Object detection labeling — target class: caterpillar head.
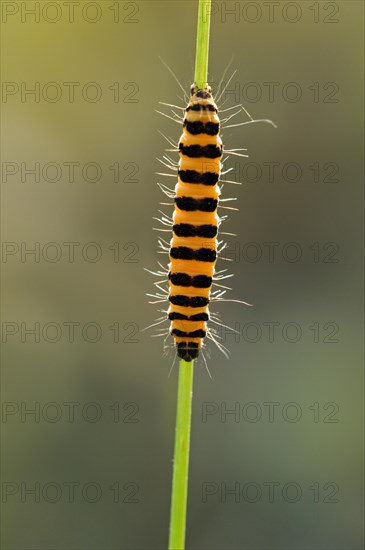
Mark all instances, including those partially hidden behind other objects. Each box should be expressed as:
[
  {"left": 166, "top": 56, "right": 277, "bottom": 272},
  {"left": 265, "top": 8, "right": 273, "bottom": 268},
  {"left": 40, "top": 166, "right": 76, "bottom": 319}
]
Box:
[{"left": 176, "top": 341, "right": 200, "bottom": 362}]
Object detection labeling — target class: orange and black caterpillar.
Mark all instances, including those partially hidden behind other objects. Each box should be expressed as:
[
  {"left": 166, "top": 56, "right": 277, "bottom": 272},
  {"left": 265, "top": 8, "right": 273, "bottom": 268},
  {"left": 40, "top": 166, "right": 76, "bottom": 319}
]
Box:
[
  {"left": 168, "top": 84, "right": 221, "bottom": 362},
  {"left": 147, "top": 75, "right": 275, "bottom": 364}
]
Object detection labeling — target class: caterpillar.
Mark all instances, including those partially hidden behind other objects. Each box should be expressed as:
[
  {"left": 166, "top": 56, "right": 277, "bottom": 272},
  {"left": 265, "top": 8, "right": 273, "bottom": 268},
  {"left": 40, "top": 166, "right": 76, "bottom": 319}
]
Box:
[
  {"left": 168, "top": 84, "right": 220, "bottom": 362},
  {"left": 147, "top": 71, "right": 276, "bottom": 366}
]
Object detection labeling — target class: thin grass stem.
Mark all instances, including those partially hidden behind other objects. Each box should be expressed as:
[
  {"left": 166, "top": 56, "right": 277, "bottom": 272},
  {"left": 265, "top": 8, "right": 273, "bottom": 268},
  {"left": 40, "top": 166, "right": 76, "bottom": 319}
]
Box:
[
  {"left": 168, "top": 2, "right": 211, "bottom": 548},
  {"left": 168, "top": 359, "right": 194, "bottom": 550},
  {"left": 194, "top": 0, "right": 212, "bottom": 89}
]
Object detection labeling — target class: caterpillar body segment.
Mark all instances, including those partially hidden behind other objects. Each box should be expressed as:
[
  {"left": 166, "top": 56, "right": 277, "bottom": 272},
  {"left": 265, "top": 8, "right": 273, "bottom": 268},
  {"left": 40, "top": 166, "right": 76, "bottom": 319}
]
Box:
[{"left": 169, "top": 85, "right": 222, "bottom": 362}]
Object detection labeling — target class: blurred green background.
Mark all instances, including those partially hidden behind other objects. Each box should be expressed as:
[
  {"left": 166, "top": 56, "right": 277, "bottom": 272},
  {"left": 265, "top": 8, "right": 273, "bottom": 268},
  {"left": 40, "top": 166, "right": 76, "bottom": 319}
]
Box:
[{"left": 1, "top": 1, "right": 363, "bottom": 549}]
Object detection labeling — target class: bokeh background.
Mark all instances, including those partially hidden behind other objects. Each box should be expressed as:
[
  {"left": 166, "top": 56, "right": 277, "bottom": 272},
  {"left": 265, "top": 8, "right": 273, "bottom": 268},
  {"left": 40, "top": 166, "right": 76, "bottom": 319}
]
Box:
[{"left": 1, "top": 1, "right": 364, "bottom": 549}]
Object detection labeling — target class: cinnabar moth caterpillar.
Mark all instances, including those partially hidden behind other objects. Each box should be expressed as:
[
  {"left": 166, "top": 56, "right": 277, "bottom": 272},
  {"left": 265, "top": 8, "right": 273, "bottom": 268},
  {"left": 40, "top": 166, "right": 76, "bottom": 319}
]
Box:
[
  {"left": 147, "top": 73, "right": 275, "bottom": 365},
  {"left": 168, "top": 85, "right": 221, "bottom": 362}
]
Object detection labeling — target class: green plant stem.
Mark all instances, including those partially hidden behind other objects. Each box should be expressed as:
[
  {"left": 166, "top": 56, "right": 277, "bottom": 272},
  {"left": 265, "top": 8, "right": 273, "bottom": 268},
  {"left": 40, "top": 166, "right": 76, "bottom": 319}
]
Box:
[
  {"left": 194, "top": 0, "right": 212, "bottom": 88},
  {"left": 168, "top": 2, "right": 212, "bottom": 549},
  {"left": 168, "top": 359, "right": 194, "bottom": 550}
]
